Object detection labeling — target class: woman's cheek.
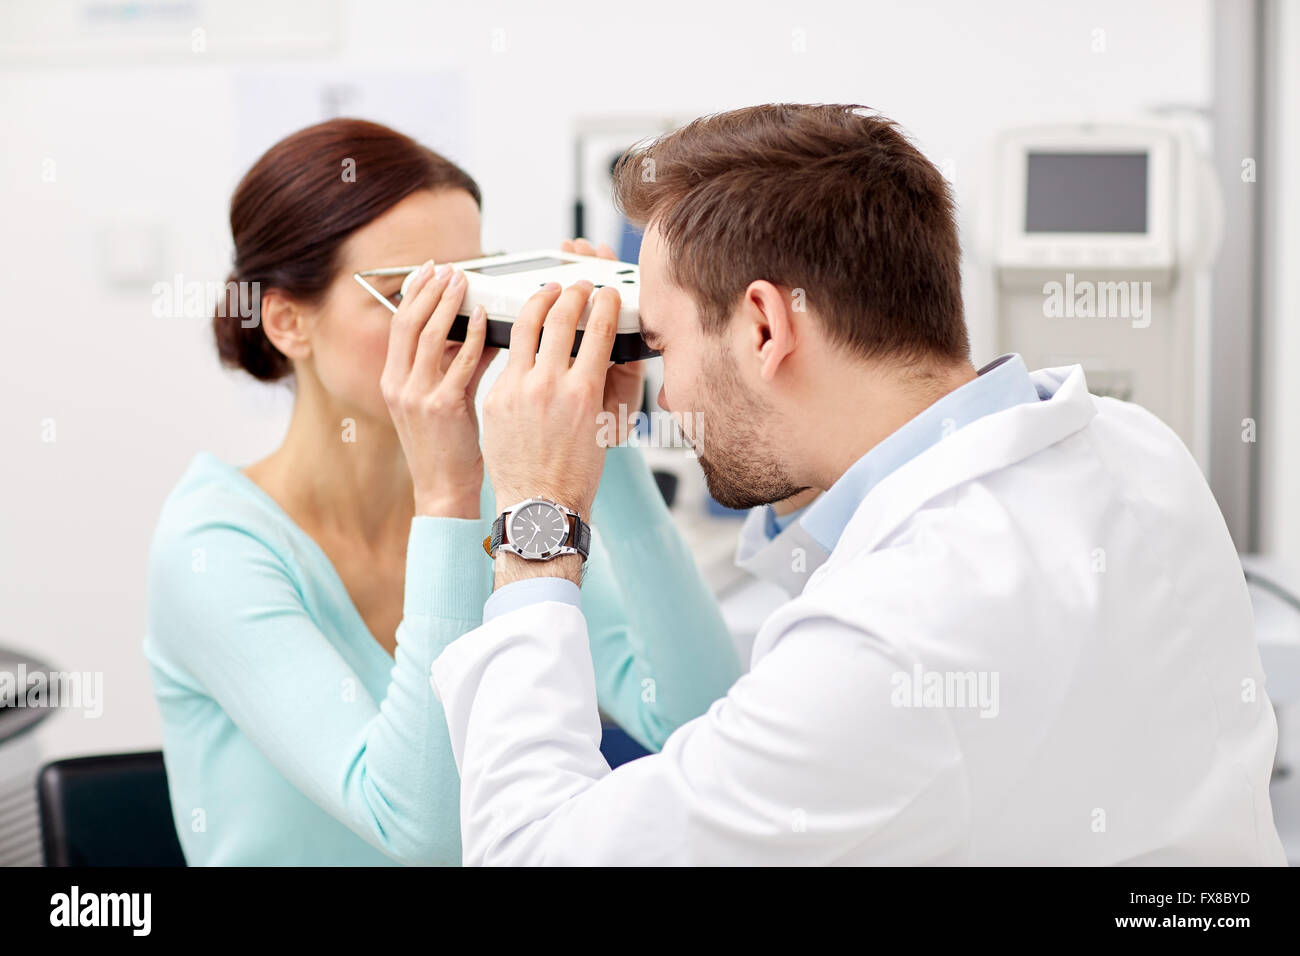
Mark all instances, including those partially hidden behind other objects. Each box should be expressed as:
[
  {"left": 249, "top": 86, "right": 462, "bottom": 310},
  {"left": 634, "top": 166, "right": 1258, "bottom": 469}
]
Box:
[
  {"left": 368, "top": 323, "right": 392, "bottom": 369},
  {"left": 337, "top": 322, "right": 394, "bottom": 409}
]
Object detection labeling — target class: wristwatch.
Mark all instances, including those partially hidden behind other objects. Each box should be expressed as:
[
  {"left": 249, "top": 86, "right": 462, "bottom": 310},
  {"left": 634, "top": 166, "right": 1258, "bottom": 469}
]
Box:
[{"left": 483, "top": 497, "right": 592, "bottom": 562}]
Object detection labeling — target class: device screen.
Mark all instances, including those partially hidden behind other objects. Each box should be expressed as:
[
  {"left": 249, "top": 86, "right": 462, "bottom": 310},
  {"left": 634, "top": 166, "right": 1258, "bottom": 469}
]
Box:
[
  {"left": 1024, "top": 151, "right": 1148, "bottom": 234},
  {"left": 468, "top": 256, "right": 573, "bottom": 277}
]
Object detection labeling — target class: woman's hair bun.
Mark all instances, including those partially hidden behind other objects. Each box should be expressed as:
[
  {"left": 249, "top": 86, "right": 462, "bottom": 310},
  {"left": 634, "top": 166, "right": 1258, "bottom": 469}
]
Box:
[{"left": 213, "top": 274, "right": 289, "bottom": 382}]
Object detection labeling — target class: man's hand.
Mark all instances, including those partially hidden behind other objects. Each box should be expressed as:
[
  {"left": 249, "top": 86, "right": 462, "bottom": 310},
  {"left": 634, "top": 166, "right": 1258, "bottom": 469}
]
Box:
[
  {"left": 560, "top": 237, "right": 646, "bottom": 445},
  {"left": 481, "top": 276, "right": 622, "bottom": 587}
]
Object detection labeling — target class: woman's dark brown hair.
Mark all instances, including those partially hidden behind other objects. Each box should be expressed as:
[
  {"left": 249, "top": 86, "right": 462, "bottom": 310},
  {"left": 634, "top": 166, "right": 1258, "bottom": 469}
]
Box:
[{"left": 214, "top": 118, "right": 481, "bottom": 381}]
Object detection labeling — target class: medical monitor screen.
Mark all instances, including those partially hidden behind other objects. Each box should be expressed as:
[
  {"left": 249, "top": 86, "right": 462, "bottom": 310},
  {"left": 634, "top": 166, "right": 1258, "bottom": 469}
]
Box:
[{"left": 1024, "top": 151, "right": 1148, "bottom": 234}]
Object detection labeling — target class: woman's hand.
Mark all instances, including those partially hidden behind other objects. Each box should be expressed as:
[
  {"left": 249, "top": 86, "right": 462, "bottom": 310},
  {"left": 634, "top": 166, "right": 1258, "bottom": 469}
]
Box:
[
  {"left": 561, "top": 238, "right": 646, "bottom": 445},
  {"left": 382, "top": 260, "right": 499, "bottom": 518}
]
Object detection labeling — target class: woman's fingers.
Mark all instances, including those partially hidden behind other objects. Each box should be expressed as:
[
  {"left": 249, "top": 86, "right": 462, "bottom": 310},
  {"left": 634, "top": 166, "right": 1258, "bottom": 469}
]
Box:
[
  {"left": 383, "top": 260, "right": 457, "bottom": 399},
  {"left": 381, "top": 260, "right": 436, "bottom": 387},
  {"left": 563, "top": 237, "right": 617, "bottom": 262},
  {"left": 440, "top": 304, "right": 488, "bottom": 395},
  {"left": 467, "top": 346, "right": 500, "bottom": 397},
  {"left": 409, "top": 268, "right": 468, "bottom": 392}
]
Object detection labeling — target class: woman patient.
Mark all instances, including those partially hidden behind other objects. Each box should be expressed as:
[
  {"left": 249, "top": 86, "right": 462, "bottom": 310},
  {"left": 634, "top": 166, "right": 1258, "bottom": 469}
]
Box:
[{"left": 144, "top": 118, "right": 742, "bottom": 865}]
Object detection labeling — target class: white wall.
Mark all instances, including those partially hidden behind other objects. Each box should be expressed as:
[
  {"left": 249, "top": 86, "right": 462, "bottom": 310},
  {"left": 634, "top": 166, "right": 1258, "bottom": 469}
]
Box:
[
  {"left": 0, "top": 0, "right": 1216, "bottom": 759},
  {"left": 1259, "top": 0, "right": 1300, "bottom": 569}
]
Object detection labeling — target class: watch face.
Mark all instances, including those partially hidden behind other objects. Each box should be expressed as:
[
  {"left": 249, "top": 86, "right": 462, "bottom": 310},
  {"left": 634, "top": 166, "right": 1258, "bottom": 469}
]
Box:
[{"left": 508, "top": 502, "right": 569, "bottom": 557}]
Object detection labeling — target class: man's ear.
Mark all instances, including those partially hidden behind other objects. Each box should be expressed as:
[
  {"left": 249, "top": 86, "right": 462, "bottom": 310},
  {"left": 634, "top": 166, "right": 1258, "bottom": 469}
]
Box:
[
  {"left": 744, "top": 280, "right": 797, "bottom": 382},
  {"left": 260, "top": 289, "right": 311, "bottom": 363}
]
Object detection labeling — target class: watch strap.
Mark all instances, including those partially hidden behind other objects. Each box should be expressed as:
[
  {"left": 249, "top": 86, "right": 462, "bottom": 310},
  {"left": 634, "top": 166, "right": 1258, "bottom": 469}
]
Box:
[
  {"left": 572, "top": 518, "right": 591, "bottom": 558},
  {"left": 483, "top": 513, "right": 507, "bottom": 558}
]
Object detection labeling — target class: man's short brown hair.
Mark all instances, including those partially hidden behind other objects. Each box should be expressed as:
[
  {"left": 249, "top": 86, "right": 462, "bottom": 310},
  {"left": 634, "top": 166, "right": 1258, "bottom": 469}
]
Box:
[{"left": 612, "top": 103, "right": 968, "bottom": 365}]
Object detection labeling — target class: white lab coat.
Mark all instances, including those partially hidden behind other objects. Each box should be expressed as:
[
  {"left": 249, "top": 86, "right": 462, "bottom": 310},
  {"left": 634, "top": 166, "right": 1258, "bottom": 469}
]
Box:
[
  {"left": 431, "top": 364, "right": 1287, "bottom": 865},
  {"left": 733, "top": 502, "right": 828, "bottom": 597}
]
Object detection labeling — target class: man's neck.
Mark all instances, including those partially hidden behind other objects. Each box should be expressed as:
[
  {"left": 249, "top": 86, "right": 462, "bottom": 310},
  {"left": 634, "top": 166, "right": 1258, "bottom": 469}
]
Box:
[{"left": 807, "top": 358, "right": 977, "bottom": 491}]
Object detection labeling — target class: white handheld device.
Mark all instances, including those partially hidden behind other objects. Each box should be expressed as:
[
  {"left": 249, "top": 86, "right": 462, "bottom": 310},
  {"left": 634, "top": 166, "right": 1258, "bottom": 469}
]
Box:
[{"left": 355, "top": 249, "right": 655, "bottom": 363}]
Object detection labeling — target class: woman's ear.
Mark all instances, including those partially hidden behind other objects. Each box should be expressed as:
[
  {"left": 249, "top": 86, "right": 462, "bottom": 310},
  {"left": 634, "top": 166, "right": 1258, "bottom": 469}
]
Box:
[{"left": 260, "top": 289, "right": 312, "bottom": 363}]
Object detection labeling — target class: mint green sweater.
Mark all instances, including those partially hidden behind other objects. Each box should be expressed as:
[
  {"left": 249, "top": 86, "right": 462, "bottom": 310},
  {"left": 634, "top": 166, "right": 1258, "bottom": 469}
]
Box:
[{"left": 144, "top": 445, "right": 741, "bottom": 866}]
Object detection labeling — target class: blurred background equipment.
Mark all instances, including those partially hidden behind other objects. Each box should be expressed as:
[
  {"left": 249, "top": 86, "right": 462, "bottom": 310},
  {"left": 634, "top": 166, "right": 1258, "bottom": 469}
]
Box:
[
  {"left": 0, "top": 650, "right": 57, "bottom": 866},
  {"left": 991, "top": 118, "right": 1223, "bottom": 469},
  {"left": 572, "top": 115, "right": 688, "bottom": 264}
]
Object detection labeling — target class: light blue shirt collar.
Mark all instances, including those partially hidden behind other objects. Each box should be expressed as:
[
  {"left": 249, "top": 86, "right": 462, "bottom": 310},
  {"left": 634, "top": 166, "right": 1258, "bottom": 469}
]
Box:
[{"left": 796, "top": 353, "right": 1041, "bottom": 555}]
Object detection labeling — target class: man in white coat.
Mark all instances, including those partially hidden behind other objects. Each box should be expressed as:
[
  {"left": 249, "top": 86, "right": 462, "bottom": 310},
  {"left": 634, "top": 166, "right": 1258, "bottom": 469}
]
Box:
[{"left": 428, "top": 104, "right": 1286, "bottom": 865}]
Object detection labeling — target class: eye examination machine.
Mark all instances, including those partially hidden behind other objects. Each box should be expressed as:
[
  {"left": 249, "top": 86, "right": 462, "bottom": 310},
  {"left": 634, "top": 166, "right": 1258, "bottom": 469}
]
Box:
[
  {"left": 992, "top": 120, "right": 1223, "bottom": 468},
  {"left": 355, "top": 249, "right": 656, "bottom": 363}
]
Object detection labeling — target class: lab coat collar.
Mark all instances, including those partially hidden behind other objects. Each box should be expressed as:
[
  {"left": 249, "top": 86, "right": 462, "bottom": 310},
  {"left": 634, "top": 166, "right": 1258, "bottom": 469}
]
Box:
[
  {"left": 733, "top": 511, "right": 832, "bottom": 596},
  {"left": 821, "top": 363, "right": 1099, "bottom": 568},
  {"left": 798, "top": 352, "right": 1041, "bottom": 554}
]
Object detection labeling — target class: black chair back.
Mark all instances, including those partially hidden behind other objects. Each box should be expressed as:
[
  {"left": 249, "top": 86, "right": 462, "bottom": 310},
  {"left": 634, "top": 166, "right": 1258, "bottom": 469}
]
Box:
[{"left": 38, "top": 751, "right": 185, "bottom": 866}]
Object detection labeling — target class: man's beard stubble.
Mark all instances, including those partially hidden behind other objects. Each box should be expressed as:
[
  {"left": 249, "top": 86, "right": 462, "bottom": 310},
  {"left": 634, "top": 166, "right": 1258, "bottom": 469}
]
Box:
[{"left": 692, "top": 345, "right": 807, "bottom": 511}]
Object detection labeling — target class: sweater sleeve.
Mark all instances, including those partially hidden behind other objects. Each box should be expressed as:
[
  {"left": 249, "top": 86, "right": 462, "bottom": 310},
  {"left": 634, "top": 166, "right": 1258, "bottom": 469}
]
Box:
[
  {"left": 578, "top": 445, "right": 744, "bottom": 751},
  {"left": 145, "top": 509, "right": 492, "bottom": 866}
]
